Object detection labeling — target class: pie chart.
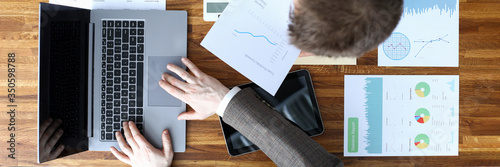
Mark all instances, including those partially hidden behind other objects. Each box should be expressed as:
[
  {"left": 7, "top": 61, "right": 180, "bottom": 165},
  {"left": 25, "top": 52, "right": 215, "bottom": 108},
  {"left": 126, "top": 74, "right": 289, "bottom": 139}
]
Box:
[
  {"left": 415, "top": 82, "right": 431, "bottom": 97},
  {"left": 414, "top": 134, "right": 430, "bottom": 149},
  {"left": 415, "top": 108, "right": 430, "bottom": 124}
]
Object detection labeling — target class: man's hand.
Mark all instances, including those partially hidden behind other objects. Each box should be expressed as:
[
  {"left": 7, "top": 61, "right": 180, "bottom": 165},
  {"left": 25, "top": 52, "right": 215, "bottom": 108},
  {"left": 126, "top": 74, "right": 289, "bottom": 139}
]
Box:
[
  {"left": 39, "top": 118, "right": 65, "bottom": 162},
  {"left": 159, "top": 57, "right": 229, "bottom": 120},
  {"left": 110, "top": 121, "right": 173, "bottom": 167}
]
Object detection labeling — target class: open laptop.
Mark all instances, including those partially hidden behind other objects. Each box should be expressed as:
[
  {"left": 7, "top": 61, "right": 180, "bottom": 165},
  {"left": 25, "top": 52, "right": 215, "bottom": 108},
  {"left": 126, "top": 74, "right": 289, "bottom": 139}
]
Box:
[{"left": 38, "top": 3, "right": 187, "bottom": 163}]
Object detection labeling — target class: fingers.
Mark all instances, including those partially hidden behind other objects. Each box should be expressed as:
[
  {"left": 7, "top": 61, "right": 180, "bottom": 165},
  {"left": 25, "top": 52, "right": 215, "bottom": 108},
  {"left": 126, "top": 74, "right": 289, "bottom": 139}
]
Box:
[
  {"left": 110, "top": 146, "right": 131, "bottom": 164},
  {"left": 181, "top": 57, "right": 203, "bottom": 78},
  {"left": 177, "top": 110, "right": 204, "bottom": 120},
  {"left": 49, "top": 144, "right": 64, "bottom": 160},
  {"left": 39, "top": 118, "right": 53, "bottom": 139},
  {"left": 128, "top": 121, "right": 153, "bottom": 148},
  {"left": 159, "top": 80, "right": 186, "bottom": 102},
  {"left": 162, "top": 129, "right": 173, "bottom": 156},
  {"left": 115, "top": 131, "right": 133, "bottom": 155},
  {"left": 122, "top": 121, "right": 139, "bottom": 150},
  {"left": 161, "top": 73, "right": 189, "bottom": 90},
  {"left": 45, "top": 129, "right": 63, "bottom": 150},
  {"left": 40, "top": 119, "right": 62, "bottom": 145},
  {"left": 167, "top": 63, "right": 194, "bottom": 83}
]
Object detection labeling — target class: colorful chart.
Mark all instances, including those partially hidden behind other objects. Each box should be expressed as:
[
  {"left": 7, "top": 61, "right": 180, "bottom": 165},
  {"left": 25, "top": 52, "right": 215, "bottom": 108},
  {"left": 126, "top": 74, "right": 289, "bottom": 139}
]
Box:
[
  {"left": 383, "top": 32, "right": 411, "bottom": 60},
  {"left": 414, "top": 134, "right": 430, "bottom": 149},
  {"left": 415, "top": 82, "right": 431, "bottom": 97},
  {"left": 415, "top": 108, "right": 430, "bottom": 123}
]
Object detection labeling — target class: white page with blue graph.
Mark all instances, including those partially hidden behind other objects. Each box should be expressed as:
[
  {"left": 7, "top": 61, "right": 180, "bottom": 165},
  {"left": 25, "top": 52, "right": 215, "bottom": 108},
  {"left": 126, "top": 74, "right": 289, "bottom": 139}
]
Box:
[
  {"left": 344, "top": 75, "right": 459, "bottom": 156},
  {"left": 378, "top": 0, "right": 459, "bottom": 67},
  {"left": 201, "top": 0, "right": 301, "bottom": 95}
]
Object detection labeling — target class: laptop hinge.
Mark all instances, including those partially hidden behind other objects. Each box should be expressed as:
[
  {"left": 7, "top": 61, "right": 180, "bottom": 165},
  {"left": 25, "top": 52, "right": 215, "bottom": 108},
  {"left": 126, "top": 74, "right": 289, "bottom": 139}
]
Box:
[{"left": 87, "top": 23, "right": 95, "bottom": 137}]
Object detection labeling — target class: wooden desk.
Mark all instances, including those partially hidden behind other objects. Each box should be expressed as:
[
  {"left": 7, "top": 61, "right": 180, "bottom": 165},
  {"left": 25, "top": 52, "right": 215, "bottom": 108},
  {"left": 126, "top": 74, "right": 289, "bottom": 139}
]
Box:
[{"left": 1, "top": 0, "right": 499, "bottom": 166}]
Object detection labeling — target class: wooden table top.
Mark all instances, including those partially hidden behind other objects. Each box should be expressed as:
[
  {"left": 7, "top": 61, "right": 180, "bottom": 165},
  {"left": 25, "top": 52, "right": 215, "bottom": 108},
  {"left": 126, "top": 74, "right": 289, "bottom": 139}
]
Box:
[{"left": 1, "top": 0, "right": 499, "bottom": 166}]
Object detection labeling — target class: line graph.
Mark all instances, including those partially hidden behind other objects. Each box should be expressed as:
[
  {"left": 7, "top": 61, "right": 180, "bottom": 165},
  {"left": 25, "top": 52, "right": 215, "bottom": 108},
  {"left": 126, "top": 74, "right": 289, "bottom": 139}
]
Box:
[
  {"left": 413, "top": 34, "right": 450, "bottom": 57},
  {"left": 383, "top": 32, "right": 411, "bottom": 60},
  {"left": 234, "top": 29, "right": 277, "bottom": 46}
]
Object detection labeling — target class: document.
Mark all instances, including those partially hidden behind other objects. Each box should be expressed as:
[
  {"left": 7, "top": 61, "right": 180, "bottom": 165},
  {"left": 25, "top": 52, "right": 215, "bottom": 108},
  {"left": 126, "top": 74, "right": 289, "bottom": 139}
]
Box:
[
  {"left": 378, "top": 0, "right": 459, "bottom": 67},
  {"left": 201, "top": 0, "right": 301, "bottom": 95},
  {"left": 49, "top": 0, "right": 166, "bottom": 10},
  {"left": 344, "top": 75, "right": 459, "bottom": 156}
]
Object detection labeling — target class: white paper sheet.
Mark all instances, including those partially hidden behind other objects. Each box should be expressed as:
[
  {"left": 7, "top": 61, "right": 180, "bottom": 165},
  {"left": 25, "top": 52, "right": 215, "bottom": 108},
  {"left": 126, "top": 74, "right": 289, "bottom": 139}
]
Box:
[
  {"left": 201, "top": 0, "right": 301, "bottom": 95},
  {"left": 344, "top": 75, "right": 459, "bottom": 156},
  {"left": 378, "top": 0, "right": 459, "bottom": 67},
  {"left": 49, "top": 0, "right": 166, "bottom": 10}
]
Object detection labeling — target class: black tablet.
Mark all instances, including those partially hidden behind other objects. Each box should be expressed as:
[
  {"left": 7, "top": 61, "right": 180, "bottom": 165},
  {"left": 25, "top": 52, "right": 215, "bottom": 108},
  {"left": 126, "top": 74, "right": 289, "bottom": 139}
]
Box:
[{"left": 219, "top": 69, "right": 324, "bottom": 156}]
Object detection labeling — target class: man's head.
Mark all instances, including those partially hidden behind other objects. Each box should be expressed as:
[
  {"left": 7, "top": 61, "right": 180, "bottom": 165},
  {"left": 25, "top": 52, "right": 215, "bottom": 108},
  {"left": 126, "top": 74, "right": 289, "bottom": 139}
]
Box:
[{"left": 289, "top": 0, "right": 403, "bottom": 58}]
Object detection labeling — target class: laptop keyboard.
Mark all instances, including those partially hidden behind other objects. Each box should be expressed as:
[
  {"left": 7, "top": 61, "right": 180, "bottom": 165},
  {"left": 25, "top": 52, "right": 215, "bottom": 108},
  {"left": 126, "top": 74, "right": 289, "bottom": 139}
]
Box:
[{"left": 100, "top": 19, "right": 145, "bottom": 141}]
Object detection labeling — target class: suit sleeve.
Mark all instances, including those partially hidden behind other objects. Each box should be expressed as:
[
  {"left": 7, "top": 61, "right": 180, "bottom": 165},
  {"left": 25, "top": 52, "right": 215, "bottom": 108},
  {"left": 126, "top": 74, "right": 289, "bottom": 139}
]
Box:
[{"left": 222, "top": 88, "right": 343, "bottom": 167}]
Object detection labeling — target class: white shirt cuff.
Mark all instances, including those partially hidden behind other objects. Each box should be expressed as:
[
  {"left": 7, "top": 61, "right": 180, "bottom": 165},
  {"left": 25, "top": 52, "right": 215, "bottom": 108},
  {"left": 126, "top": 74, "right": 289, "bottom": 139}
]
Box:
[{"left": 216, "top": 86, "right": 241, "bottom": 117}]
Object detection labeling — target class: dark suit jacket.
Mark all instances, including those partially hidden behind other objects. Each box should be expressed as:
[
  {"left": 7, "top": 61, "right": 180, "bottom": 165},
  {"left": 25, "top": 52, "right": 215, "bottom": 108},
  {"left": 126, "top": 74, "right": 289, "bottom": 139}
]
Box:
[{"left": 222, "top": 88, "right": 343, "bottom": 166}]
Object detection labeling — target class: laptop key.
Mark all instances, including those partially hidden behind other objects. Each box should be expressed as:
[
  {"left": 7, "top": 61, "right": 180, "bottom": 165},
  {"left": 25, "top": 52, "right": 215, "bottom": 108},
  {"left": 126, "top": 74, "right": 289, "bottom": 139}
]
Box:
[
  {"left": 137, "top": 62, "right": 144, "bottom": 107},
  {"left": 130, "top": 62, "right": 136, "bottom": 68},
  {"left": 131, "top": 29, "right": 136, "bottom": 35},
  {"left": 101, "top": 115, "right": 106, "bottom": 122},
  {"left": 122, "top": 75, "right": 129, "bottom": 81},
  {"left": 114, "top": 77, "right": 121, "bottom": 83},
  {"left": 106, "top": 103, "right": 112, "bottom": 109},
  {"left": 122, "top": 90, "right": 128, "bottom": 96},
  {"left": 114, "top": 116, "right": 120, "bottom": 122},
  {"left": 130, "top": 54, "right": 136, "bottom": 61},
  {"left": 102, "top": 28, "right": 106, "bottom": 37},
  {"left": 121, "top": 113, "right": 128, "bottom": 119},
  {"left": 122, "top": 98, "right": 128, "bottom": 104},
  {"left": 101, "top": 131, "right": 105, "bottom": 140},
  {"left": 121, "top": 105, "right": 128, "bottom": 112},
  {"left": 107, "top": 42, "right": 113, "bottom": 48},
  {"left": 107, "top": 80, "right": 113, "bottom": 86},
  {"left": 115, "top": 29, "right": 121, "bottom": 38},
  {"left": 130, "top": 37, "right": 136, "bottom": 45},
  {"left": 123, "top": 29, "right": 129, "bottom": 43},
  {"left": 138, "top": 37, "right": 144, "bottom": 43},
  {"left": 130, "top": 85, "right": 136, "bottom": 91},
  {"left": 131, "top": 21, "right": 136, "bottom": 27},
  {"left": 137, "top": 116, "right": 143, "bottom": 122},
  {"left": 114, "top": 69, "right": 121, "bottom": 76},
  {"left": 103, "top": 20, "right": 106, "bottom": 27},
  {"left": 114, "top": 62, "right": 121, "bottom": 68},
  {"left": 122, "top": 67, "right": 129, "bottom": 73},
  {"left": 101, "top": 123, "right": 105, "bottom": 129},
  {"left": 122, "top": 82, "right": 128, "bottom": 89},
  {"left": 138, "top": 55, "right": 144, "bottom": 61},
  {"left": 129, "top": 93, "right": 136, "bottom": 99},
  {"left": 106, "top": 126, "right": 112, "bottom": 132},
  {"left": 107, "top": 20, "right": 114, "bottom": 27},
  {"left": 137, "top": 44, "right": 144, "bottom": 53},
  {"left": 129, "top": 108, "right": 135, "bottom": 114},
  {"left": 122, "top": 44, "right": 129, "bottom": 51},
  {"left": 114, "top": 93, "right": 120, "bottom": 99},
  {"left": 137, "top": 108, "right": 143, "bottom": 115},
  {"left": 123, "top": 21, "right": 129, "bottom": 27},
  {"left": 107, "top": 29, "right": 114, "bottom": 40},
  {"left": 102, "top": 54, "right": 106, "bottom": 61},
  {"left": 138, "top": 21, "right": 144, "bottom": 27},
  {"left": 129, "top": 100, "right": 136, "bottom": 107},
  {"left": 106, "top": 95, "right": 113, "bottom": 101},
  {"left": 107, "top": 49, "right": 113, "bottom": 55},
  {"left": 107, "top": 57, "right": 113, "bottom": 63},
  {"left": 122, "top": 60, "right": 129, "bottom": 66},
  {"left": 106, "top": 88, "right": 113, "bottom": 94},
  {"left": 114, "top": 85, "right": 120, "bottom": 91},
  {"left": 106, "top": 118, "right": 112, "bottom": 124},
  {"left": 114, "top": 123, "right": 120, "bottom": 129},
  {"left": 115, "top": 21, "right": 121, "bottom": 27},
  {"left": 114, "top": 108, "right": 120, "bottom": 114},
  {"left": 107, "top": 65, "right": 113, "bottom": 71},
  {"left": 138, "top": 29, "right": 144, "bottom": 35},
  {"left": 114, "top": 100, "right": 120, "bottom": 106},
  {"left": 101, "top": 108, "right": 105, "bottom": 114},
  {"left": 115, "top": 39, "right": 121, "bottom": 45},
  {"left": 129, "top": 116, "right": 135, "bottom": 122},
  {"left": 107, "top": 72, "right": 113, "bottom": 78},
  {"left": 136, "top": 123, "right": 143, "bottom": 131}
]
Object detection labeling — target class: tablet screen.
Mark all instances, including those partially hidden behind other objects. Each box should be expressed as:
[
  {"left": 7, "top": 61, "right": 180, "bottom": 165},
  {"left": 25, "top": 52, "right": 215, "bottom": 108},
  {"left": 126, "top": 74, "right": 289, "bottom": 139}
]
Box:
[{"left": 219, "top": 70, "right": 324, "bottom": 156}]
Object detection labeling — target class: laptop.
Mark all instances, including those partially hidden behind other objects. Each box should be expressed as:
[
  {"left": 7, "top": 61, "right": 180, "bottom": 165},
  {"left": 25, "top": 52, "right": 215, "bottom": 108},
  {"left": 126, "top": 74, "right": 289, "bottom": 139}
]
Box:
[{"left": 38, "top": 3, "right": 187, "bottom": 163}]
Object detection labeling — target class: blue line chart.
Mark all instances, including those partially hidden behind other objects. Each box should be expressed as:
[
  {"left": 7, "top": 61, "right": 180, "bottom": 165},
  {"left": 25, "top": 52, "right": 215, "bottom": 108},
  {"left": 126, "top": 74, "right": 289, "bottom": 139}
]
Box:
[
  {"left": 413, "top": 34, "right": 450, "bottom": 57},
  {"left": 234, "top": 29, "right": 277, "bottom": 46}
]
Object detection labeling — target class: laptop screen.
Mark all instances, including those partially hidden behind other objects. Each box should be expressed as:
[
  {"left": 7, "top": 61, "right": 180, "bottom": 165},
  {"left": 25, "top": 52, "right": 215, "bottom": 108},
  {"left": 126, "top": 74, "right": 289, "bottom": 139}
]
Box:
[{"left": 39, "top": 3, "right": 90, "bottom": 163}]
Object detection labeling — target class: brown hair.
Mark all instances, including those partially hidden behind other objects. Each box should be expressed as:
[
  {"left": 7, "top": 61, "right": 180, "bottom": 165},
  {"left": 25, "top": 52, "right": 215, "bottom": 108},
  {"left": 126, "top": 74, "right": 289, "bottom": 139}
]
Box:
[{"left": 289, "top": 0, "right": 403, "bottom": 57}]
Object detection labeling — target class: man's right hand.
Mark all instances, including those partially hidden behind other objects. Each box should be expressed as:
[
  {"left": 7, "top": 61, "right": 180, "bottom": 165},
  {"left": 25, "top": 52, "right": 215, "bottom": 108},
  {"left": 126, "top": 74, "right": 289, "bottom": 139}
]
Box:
[{"left": 158, "top": 57, "right": 229, "bottom": 120}]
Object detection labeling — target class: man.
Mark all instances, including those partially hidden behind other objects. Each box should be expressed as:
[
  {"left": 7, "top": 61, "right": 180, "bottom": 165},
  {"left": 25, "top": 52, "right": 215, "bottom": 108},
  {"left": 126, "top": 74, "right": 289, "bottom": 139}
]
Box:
[{"left": 110, "top": 0, "right": 403, "bottom": 166}]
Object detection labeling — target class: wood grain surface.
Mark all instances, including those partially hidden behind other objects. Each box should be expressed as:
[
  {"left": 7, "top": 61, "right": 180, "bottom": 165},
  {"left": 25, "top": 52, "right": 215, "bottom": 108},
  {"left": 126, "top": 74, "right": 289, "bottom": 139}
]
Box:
[{"left": 0, "top": 0, "right": 499, "bottom": 166}]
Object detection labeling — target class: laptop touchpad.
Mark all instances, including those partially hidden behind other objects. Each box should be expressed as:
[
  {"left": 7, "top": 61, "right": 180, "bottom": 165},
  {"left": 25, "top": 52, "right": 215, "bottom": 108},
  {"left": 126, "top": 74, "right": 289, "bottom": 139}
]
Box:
[{"left": 148, "top": 56, "right": 184, "bottom": 107}]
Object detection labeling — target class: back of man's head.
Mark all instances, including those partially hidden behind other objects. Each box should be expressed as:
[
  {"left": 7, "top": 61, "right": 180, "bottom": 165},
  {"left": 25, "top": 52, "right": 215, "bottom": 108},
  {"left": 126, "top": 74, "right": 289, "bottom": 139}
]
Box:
[{"left": 289, "top": 0, "right": 403, "bottom": 58}]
